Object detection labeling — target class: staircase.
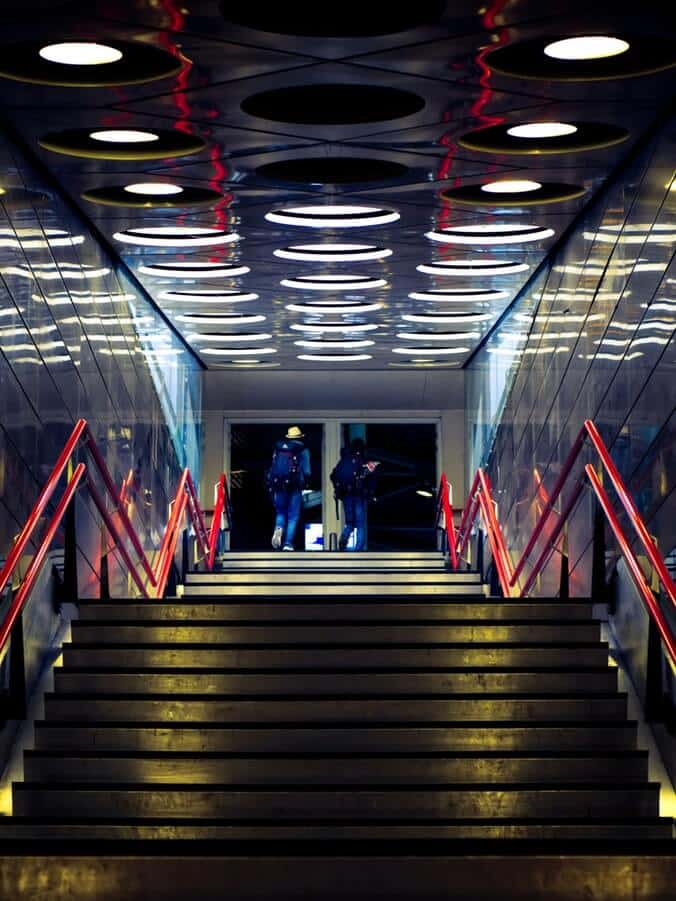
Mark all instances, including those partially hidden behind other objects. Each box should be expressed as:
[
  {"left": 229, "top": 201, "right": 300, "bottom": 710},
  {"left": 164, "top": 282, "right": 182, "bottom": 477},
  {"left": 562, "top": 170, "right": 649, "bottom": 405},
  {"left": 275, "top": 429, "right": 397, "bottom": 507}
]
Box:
[{"left": 0, "top": 551, "right": 674, "bottom": 899}]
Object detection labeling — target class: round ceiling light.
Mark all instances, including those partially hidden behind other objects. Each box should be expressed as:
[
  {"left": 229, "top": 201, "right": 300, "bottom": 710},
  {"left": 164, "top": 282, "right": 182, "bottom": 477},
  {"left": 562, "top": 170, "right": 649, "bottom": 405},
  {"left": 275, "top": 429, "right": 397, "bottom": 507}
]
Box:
[
  {"left": 294, "top": 338, "right": 375, "bottom": 349},
  {"left": 40, "top": 127, "right": 206, "bottom": 160},
  {"left": 485, "top": 34, "right": 674, "bottom": 81},
  {"left": 544, "top": 37, "right": 629, "bottom": 60},
  {"left": 416, "top": 260, "right": 529, "bottom": 276},
  {"left": 176, "top": 313, "right": 265, "bottom": 325},
  {"left": 392, "top": 346, "right": 468, "bottom": 355},
  {"left": 242, "top": 84, "right": 425, "bottom": 126},
  {"left": 442, "top": 181, "right": 585, "bottom": 205},
  {"left": 84, "top": 184, "right": 222, "bottom": 208},
  {"left": 297, "top": 353, "right": 373, "bottom": 362},
  {"left": 139, "top": 262, "right": 248, "bottom": 279},
  {"left": 290, "top": 323, "right": 378, "bottom": 333},
  {"left": 0, "top": 39, "right": 183, "bottom": 87},
  {"left": 286, "top": 301, "right": 383, "bottom": 314},
  {"left": 158, "top": 290, "right": 258, "bottom": 304},
  {"left": 274, "top": 243, "right": 392, "bottom": 262},
  {"left": 201, "top": 346, "right": 277, "bottom": 356},
  {"left": 265, "top": 205, "right": 399, "bottom": 228},
  {"left": 280, "top": 275, "right": 387, "bottom": 291},
  {"left": 402, "top": 312, "right": 493, "bottom": 323},
  {"left": 397, "top": 331, "right": 480, "bottom": 341},
  {"left": 113, "top": 227, "right": 239, "bottom": 247},
  {"left": 426, "top": 224, "right": 554, "bottom": 245},
  {"left": 458, "top": 120, "right": 629, "bottom": 155},
  {"left": 408, "top": 288, "right": 508, "bottom": 302},
  {"left": 187, "top": 332, "right": 272, "bottom": 342},
  {"left": 257, "top": 157, "right": 408, "bottom": 185}
]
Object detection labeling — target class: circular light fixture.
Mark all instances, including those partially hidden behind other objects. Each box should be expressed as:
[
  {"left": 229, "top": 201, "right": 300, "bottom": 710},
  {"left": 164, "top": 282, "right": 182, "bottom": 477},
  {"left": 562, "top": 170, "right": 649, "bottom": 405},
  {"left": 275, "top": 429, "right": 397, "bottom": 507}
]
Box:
[
  {"left": 426, "top": 224, "right": 554, "bottom": 245},
  {"left": 39, "top": 43, "right": 123, "bottom": 66},
  {"left": 176, "top": 313, "right": 265, "bottom": 325},
  {"left": 40, "top": 127, "right": 206, "bottom": 160},
  {"left": 457, "top": 120, "right": 629, "bottom": 155},
  {"left": 265, "top": 205, "right": 399, "bottom": 228},
  {"left": 286, "top": 301, "right": 383, "bottom": 314},
  {"left": 139, "top": 261, "right": 248, "bottom": 279},
  {"left": 416, "top": 260, "right": 528, "bottom": 276},
  {"left": 290, "top": 322, "right": 378, "bottom": 333},
  {"left": 186, "top": 332, "right": 272, "bottom": 342},
  {"left": 280, "top": 274, "right": 387, "bottom": 291},
  {"left": 158, "top": 290, "right": 258, "bottom": 304},
  {"left": 113, "top": 227, "right": 239, "bottom": 247},
  {"left": 0, "top": 39, "right": 183, "bottom": 87},
  {"left": 442, "top": 181, "right": 585, "bottom": 206},
  {"left": 294, "top": 338, "right": 375, "bottom": 349},
  {"left": 397, "top": 331, "right": 479, "bottom": 340},
  {"left": 402, "top": 312, "right": 493, "bottom": 323},
  {"left": 84, "top": 184, "right": 222, "bottom": 208},
  {"left": 241, "top": 84, "right": 425, "bottom": 126},
  {"left": 201, "top": 346, "right": 277, "bottom": 356},
  {"left": 297, "top": 353, "right": 373, "bottom": 362},
  {"left": 485, "top": 34, "right": 674, "bottom": 81},
  {"left": 416, "top": 489, "right": 435, "bottom": 497},
  {"left": 257, "top": 157, "right": 408, "bottom": 185},
  {"left": 393, "top": 346, "right": 469, "bottom": 355},
  {"left": 274, "top": 243, "right": 392, "bottom": 262},
  {"left": 544, "top": 36, "right": 629, "bottom": 60},
  {"left": 408, "top": 288, "right": 508, "bottom": 302}
]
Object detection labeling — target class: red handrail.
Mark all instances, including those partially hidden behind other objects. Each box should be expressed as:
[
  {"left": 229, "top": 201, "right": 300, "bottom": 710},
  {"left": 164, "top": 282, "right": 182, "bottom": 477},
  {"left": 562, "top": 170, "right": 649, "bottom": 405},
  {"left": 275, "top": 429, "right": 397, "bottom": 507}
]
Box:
[
  {"left": 0, "top": 419, "right": 228, "bottom": 661},
  {"left": 443, "top": 418, "right": 676, "bottom": 663},
  {"left": 208, "top": 474, "right": 231, "bottom": 571},
  {"left": 435, "top": 473, "right": 458, "bottom": 569}
]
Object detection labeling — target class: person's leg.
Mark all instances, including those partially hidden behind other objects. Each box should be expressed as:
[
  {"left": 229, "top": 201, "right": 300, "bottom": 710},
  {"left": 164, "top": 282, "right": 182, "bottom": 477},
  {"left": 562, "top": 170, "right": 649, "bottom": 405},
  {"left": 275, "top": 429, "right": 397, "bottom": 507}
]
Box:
[
  {"left": 340, "top": 495, "right": 355, "bottom": 550},
  {"left": 271, "top": 490, "right": 287, "bottom": 548},
  {"left": 354, "top": 496, "right": 367, "bottom": 551},
  {"left": 283, "top": 489, "right": 302, "bottom": 548}
]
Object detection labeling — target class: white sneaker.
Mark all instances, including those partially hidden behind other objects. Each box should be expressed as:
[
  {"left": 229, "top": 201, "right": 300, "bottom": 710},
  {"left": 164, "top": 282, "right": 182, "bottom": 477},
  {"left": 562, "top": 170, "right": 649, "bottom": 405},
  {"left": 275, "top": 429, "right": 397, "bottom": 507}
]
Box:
[
  {"left": 282, "top": 544, "right": 294, "bottom": 551},
  {"left": 271, "top": 526, "right": 283, "bottom": 549}
]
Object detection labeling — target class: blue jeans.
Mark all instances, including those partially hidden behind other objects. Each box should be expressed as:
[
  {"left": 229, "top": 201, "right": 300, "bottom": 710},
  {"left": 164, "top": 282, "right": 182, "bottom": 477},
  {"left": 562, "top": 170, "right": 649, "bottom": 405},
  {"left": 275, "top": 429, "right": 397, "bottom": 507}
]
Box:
[
  {"left": 341, "top": 495, "right": 367, "bottom": 551},
  {"left": 273, "top": 489, "right": 302, "bottom": 547}
]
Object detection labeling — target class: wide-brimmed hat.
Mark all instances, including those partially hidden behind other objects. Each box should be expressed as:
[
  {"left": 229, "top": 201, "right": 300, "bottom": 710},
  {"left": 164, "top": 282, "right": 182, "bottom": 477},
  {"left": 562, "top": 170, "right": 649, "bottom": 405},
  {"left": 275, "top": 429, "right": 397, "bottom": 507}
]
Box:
[{"left": 286, "top": 425, "right": 304, "bottom": 439}]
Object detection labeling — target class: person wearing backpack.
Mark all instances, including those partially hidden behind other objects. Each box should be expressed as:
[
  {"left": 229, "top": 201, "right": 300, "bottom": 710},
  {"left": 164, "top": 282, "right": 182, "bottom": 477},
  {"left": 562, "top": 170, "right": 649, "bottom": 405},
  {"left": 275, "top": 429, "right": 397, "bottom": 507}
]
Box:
[
  {"left": 267, "top": 426, "right": 311, "bottom": 550},
  {"left": 330, "top": 437, "right": 379, "bottom": 551}
]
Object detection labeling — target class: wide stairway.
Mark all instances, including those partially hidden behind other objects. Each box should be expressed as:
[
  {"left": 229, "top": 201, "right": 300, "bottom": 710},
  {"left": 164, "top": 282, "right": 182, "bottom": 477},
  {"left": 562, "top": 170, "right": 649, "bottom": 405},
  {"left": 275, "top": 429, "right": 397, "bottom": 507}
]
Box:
[{"left": 0, "top": 551, "right": 674, "bottom": 899}]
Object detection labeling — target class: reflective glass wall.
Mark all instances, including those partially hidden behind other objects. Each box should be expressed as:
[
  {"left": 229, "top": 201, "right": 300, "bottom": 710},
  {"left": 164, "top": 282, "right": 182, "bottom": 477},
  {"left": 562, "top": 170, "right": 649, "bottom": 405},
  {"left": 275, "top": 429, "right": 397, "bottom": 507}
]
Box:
[
  {"left": 0, "top": 127, "right": 202, "bottom": 598},
  {"left": 466, "top": 114, "right": 675, "bottom": 597}
]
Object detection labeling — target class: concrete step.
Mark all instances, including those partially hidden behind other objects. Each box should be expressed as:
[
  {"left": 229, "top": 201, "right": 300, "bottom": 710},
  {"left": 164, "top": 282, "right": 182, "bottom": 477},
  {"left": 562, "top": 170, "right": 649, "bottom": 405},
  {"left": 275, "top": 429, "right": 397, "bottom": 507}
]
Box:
[
  {"left": 1, "top": 818, "right": 671, "bottom": 842},
  {"left": 69, "top": 622, "right": 601, "bottom": 645},
  {"left": 52, "top": 669, "right": 619, "bottom": 696},
  {"left": 61, "top": 643, "right": 612, "bottom": 670},
  {"left": 43, "top": 694, "right": 628, "bottom": 723},
  {"left": 22, "top": 751, "right": 649, "bottom": 785},
  {"left": 181, "top": 583, "right": 487, "bottom": 597},
  {"left": 183, "top": 573, "right": 480, "bottom": 586},
  {"left": 13, "top": 783, "right": 660, "bottom": 820},
  {"left": 76, "top": 601, "right": 594, "bottom": 622},
  {"left": 34, "top": 721, "right": 640, "bottom": 753}
]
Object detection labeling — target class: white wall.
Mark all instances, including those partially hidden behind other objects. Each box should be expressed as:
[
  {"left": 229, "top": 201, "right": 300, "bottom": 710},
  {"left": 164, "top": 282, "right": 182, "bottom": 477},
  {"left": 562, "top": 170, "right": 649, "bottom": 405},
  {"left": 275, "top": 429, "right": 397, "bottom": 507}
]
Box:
[{"left": 199, "top": 370, "right": 466, "bottom": 516}]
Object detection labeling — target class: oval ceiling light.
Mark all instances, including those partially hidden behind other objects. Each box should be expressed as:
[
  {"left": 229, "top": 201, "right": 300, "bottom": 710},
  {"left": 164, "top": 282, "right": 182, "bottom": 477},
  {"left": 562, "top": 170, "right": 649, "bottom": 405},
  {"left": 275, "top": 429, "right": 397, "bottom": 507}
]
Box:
[
  {"left": 265, "top": 205, "right": 399, "bottom": 228},
  {"left": 40, "top": 127, "right": 206, "bottom": 160},
  {"left": 158, "top": 290, "right": 258, "bottom": 304},
  {"left": 458, "top": 120, "right": 629, "bottom": 155},
  {"left": 426, "top": 224, "right": 554, "bottom": 245},
  {"left": 113, "top": 227, "right": 239, "bottom": 247},
  {"left": 544, "top": 36, "right": 629, "bottom": 60},
  {"left": 186, "top": 331, "right": 272, "bottom": 342},
  {"left": 0, "top": 228, "right": 84, "bottom": 249},
  {"left": 442, "top": 181, "right": 585, "bottom": 206},
  {"left": 392, "top": 346, "right": 469, "bottom": 356},
  {"left": 280, "top": 274, "right": 387, "bottom": 291},
  {"left": 0, "top": 40, "right": 183, "bottom": 87},
  {"left": 290, "top": 323, "right": 379, "bottom": 333},
  {"left": 139, "top": 261, "right": 248, "bottom": 279},
  {"left": 176, "top": 313, "right": 265, "bottom": 325},
  {"left": 408, "top": 288, "right": 508, "bottom": 302},
  {"left": 294, "top": 339, "right": 375, "bottom": 349},
  {"left": 485, "top": 33, "right": 674, "bottom": 81},
  {"left": 397, "top": 331, "right": 480, "bottom": 341},
  {"left": 286, "top": 301, "right": 383, "bottom": 314},
  {"left": 274, "top": 243, "right": 392, "bottom": 262},
  {"left": 200, "top": 346, "right": 277, "bottom": 356},
  {"left": 297, "top": 353, "right": 373, "bottom": 362},
  {"left": 416, "top": 260, "right": 529, "bottom": 276},
  {"left": 85, "top": 184, "right": 223, "bottom": 208},
  {"left": 402, "top": 312, "right": 493, "bottom": 323}
]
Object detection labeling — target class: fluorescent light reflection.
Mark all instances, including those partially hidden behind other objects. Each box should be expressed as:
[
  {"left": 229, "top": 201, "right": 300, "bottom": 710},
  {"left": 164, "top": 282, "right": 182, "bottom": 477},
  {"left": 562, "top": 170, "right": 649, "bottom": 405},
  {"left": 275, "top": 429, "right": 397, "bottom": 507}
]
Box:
[
  {"left": 1, "top": 263, "right": 110, "bottom": 281},
  {"left": 0, "top": 228, "right": 84, "bottom": 249}
]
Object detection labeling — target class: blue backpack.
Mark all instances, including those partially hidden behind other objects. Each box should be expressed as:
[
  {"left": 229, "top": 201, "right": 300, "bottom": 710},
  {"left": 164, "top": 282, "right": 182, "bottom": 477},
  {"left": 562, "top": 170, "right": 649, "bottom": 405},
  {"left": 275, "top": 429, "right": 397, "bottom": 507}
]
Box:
[
  {"left": 330, "top": 452, "right": 364, "bottom": 499},
  {"left": 267, "top": 440, "right": 303, "bottom": 491}
]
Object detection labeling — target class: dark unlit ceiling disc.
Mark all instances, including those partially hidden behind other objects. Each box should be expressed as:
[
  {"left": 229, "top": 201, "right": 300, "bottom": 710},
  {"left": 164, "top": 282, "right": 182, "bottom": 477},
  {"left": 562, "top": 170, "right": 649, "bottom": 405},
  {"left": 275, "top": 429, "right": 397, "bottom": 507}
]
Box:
[
  {"left": 257, "top": 157, "right": 408, "bottom": 184},
  {"left": 222, "top": 1, "right": 445, "bottom": 36},
  {"left": 241, "top": 84, "right": 425, "bottom": 125}
]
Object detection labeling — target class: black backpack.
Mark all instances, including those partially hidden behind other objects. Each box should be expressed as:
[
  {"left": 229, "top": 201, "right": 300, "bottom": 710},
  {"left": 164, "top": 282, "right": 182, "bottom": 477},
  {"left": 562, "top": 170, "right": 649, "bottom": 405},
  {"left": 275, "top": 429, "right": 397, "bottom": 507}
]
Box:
[
  {"left": 267, "top": 441, "right": 303, "bottom": 492},
  {"left": 330, "top": 452, "right": 364, "bottom": 499}
]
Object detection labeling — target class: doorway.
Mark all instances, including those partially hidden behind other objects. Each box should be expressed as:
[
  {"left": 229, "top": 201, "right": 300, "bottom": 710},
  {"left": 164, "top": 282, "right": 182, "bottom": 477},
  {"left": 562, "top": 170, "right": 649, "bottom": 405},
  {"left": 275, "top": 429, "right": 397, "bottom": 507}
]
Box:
[{"left": 229, "top": 423, "right": 323, "bottom": 551}]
